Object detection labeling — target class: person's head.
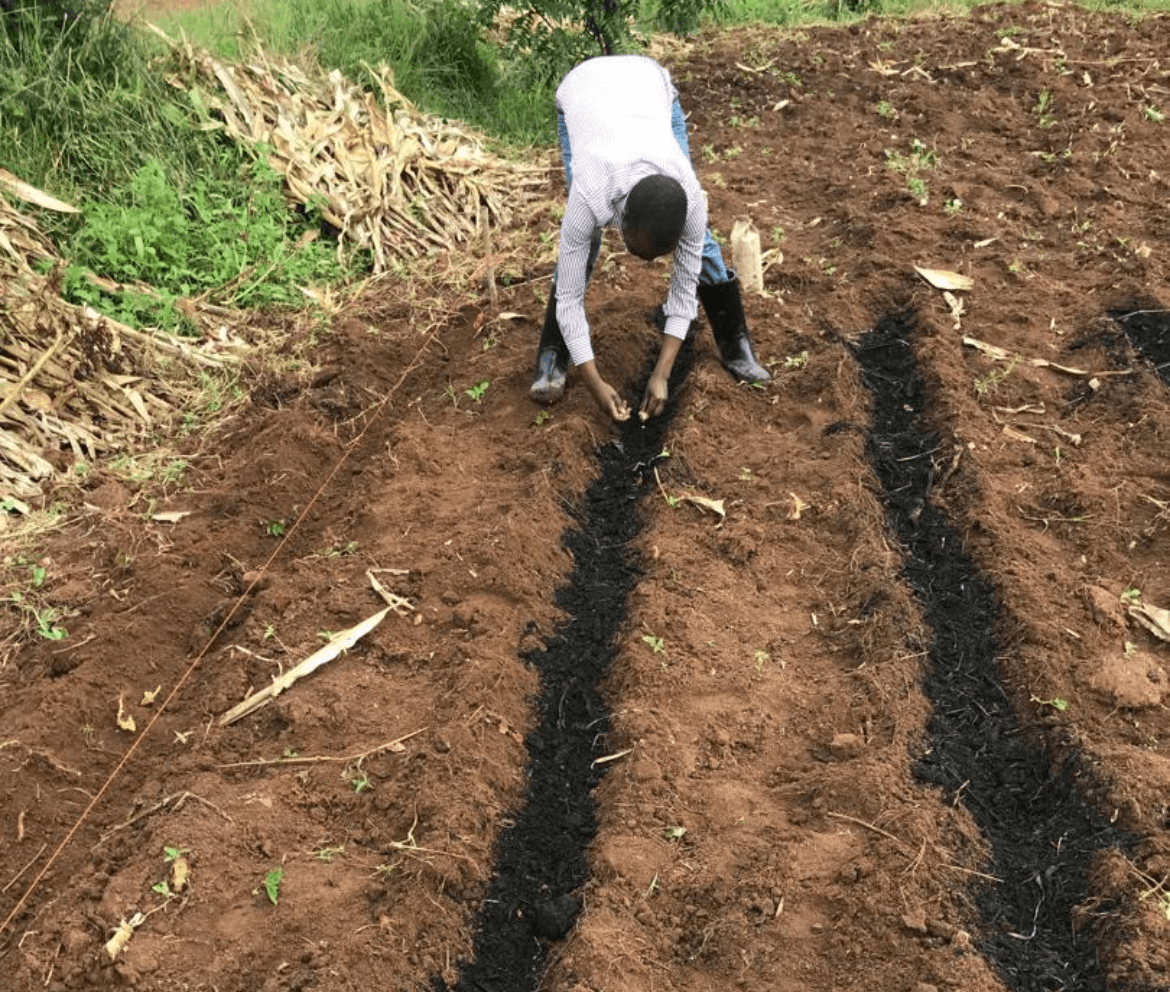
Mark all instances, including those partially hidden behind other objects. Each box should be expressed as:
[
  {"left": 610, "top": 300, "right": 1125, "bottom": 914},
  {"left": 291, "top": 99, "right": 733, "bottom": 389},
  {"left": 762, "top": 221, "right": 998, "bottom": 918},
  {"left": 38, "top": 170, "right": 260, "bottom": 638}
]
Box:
[{"left": 621, "top": 175, "right": 687, "bottom": 261}]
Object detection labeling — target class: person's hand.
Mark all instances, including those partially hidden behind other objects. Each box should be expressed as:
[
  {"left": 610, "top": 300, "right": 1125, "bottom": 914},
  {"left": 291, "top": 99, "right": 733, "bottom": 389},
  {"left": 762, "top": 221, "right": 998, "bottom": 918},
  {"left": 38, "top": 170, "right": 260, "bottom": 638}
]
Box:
[
  {"left": 579, "top": 361, "right": 630, "bottom": 422},
  {"left": 590, "top": 379, "right": 631, "bottom": 422},
  {"left": 638, "top": 334, "right": 683, "bottom": 421},
  {"left": 639, "top": 372, "right": 668, "bottom": 420}
]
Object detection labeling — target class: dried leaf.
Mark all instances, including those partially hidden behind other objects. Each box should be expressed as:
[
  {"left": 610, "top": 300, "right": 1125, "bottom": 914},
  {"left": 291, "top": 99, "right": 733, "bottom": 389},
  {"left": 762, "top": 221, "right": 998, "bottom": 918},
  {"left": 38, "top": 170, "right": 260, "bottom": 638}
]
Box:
[
  {"left": 171, "top": 854, "right": 191, "bottom": 893},
  {"left": 681, "top": 495, "right": 726, "bottom": 520},
  {"left": 219, "top": 607, "right": 391, "bottom": 725},
  {"left": 116, "top": 695, "right": 137, "bottom": 733},
  {"left": 914, "top": 265, "right": 974, "bottom": 291},
  {"left": 943, "top": 290, "right": 965, "bottom": 329},
  {"left": 151, "top": 511, "right": 192, "bottom": 524},
  {"left": 1002, "top": 425, "right": 1038, "bottom": 444},
  {"left": 1130, "top": 602, "right": 1170, "bottom": 643},
  {"left": 104, "top": 914, "right": 144, "bottom": 960},
  {"left": 141, "top": 685, "right": 162, "bottom": 706},
  {"left": 0, "top": 169, "right": 79, "bottom": 213},
  {"left": 788, "top": 492, "right": 810, "bottom": 521}
]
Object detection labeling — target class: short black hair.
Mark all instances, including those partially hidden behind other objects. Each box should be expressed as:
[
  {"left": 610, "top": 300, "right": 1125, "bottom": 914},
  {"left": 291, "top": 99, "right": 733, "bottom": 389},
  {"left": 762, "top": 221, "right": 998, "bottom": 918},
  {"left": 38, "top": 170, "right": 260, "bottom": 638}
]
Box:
[{"left": 622, "top": 175, "right": 687, "bottom": 257}]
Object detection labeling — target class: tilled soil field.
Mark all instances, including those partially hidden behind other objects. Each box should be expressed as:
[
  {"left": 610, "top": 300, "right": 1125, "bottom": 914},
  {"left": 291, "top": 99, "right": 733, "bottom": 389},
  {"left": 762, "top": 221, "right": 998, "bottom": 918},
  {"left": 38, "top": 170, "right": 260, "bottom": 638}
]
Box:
[{"left": 3, "top": 3, "right": 1170, "bottom": 991}]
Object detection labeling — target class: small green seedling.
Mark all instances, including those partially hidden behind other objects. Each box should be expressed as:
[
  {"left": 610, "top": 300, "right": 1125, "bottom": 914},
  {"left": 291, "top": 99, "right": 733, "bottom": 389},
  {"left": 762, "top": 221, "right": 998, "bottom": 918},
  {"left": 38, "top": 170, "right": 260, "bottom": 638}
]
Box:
[
  {"left": 754, "top": 649, "right": 771, "bottom": 673},
  {"left": 642, "top": 634, "right": 665, "bottom": 655},
  {"left": 738, "top": 467, "right": 754, "bottom": 481},
  {"left": 1033, "top": 90, "right": 1056, "bottom": 127},
  {"left": 30, "top": 564, "right": 47, "bottom": 588},
  {"left": 783, "top": 351, "right": 809, "bottom": 370},
  {"left": 31, "top": 605, "right": 67, "bottom": 641},
  {"left": 163, "top": 845, "right": 189, "bottom": 862},
  {"left": 314, "top": 845, "right": 346, "bottom": 863},
  {"left": 944, "top": 198, "right": 963, "bottom": 216},
  {"left": 151, "top": 881, "right": 173, "bottom": 897},
  {"left": 1030, "top": 695, "right": 1069, "bottom": 712},
  {"left": 533, "top": 410, "right": 551, "bottom": 427},
  {"left": 663, "top": 826, "right": 687, "bottom": 842},
  {"left": 1125, "top": 642, "right": 1138, "bottom": 657},
  {"left": 974, "top": 355, "right": 1020, "bottom": 396},
  {"left": 646, "top": 874, "right": 659, "bottom": 897},
  {"left": 876, "top": 100, "right": 896, "bottom": 119},
  {"left": 1143, "top": 105, "right": 1165, "bottom": 123},
  {"left": 262, "top": 867, "right": 284, "bottom": 905},
  {"left": 281, "top": 747, "right": 299, "bottom": 759},
  {"left": 464, "top": 380, "right": 490, "bottom": 402},
  {"left": 265, "top": 519, "right": 286, "bottom": 537},
  {"left": 351, "top": 761, "right": 372, "bottom": 793},
  {"left": 1121, "top": 587, "right": 1142, "bottom": 605},
  {"left": 317, "top": 630, "right": 335, "bottom": 642}
]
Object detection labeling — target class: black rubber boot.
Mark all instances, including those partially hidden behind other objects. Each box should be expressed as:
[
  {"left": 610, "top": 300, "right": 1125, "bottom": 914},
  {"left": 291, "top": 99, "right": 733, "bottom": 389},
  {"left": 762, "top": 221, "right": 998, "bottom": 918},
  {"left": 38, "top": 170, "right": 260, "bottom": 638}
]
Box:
[
  {"left": 697, "top": 273, "right": 771, "bottom": 383},
  {"left": 530, "top": 292, "right": 570, "bottom": 404}
]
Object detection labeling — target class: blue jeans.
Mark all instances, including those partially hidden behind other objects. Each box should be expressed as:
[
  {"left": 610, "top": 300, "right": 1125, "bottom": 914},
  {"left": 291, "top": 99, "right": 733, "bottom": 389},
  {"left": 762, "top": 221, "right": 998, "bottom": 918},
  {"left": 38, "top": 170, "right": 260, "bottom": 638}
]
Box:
[{"left": 556, "top": 100, "right": 729, "bottom": 286}]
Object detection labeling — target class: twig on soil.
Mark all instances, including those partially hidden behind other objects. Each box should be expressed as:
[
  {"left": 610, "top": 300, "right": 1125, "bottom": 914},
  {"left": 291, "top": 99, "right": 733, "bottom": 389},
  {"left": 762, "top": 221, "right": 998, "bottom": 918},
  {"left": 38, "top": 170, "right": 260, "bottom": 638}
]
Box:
[
  {"left": 95, "top": 792, "right": 234, "bottom": 846},
  {"left": 592, "top": 748, "right": 634, "bottom": 768},
  {"left": 940, "top": 863, "right": 1003, "bottom": 883},
  {"left": 826, "top": 811, "right": 912, "bottom": 854},
  {"left": 2, "top": 844, "right": 47, "bottom": 894},
  {"left": 42, "top": 940, "right": 60, "bottom": 987},
  {"left": 216, "top": 728, "right": 427, "bottom": 769},
  {"left": 367, "top": 570, "right": 415, "bottom": 615}
]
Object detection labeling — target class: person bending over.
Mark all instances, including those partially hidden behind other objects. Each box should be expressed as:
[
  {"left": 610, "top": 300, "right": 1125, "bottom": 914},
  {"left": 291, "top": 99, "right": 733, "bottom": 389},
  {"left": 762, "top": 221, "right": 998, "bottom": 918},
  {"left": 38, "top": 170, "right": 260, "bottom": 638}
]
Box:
[{"left": 531, "top": 54, "right": 770, "bottom": 422}]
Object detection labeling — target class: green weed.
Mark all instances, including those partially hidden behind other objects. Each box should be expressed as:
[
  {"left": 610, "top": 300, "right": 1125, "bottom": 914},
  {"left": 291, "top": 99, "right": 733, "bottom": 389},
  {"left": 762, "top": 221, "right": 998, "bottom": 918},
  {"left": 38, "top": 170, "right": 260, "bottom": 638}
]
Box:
[
  {"left": 464, "top": 380, "right": 491, "bottom": 402},
  {"left": 973, "top": 355, "right": 1019, "bottom": 396},
  {"left": 262, "top": 867, "right": 284, "bottom": 905}
]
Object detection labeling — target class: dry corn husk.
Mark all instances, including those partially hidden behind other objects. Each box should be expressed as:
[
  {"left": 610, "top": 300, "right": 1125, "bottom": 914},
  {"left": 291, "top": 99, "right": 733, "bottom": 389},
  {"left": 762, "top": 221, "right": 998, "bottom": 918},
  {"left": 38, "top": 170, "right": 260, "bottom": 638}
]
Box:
[
  {"left": 1, "top": 189, "right": 230, "bottom": 501},
  {"left": 152, "top": 28, "right": 552, "bottom": 274}
]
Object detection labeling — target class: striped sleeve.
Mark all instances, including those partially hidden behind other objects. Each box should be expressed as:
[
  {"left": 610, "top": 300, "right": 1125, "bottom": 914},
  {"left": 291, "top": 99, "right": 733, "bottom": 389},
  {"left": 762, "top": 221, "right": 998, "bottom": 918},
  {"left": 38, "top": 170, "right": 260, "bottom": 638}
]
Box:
[{"left": 555, "top": 188, "right": 598, "bottom": 367}]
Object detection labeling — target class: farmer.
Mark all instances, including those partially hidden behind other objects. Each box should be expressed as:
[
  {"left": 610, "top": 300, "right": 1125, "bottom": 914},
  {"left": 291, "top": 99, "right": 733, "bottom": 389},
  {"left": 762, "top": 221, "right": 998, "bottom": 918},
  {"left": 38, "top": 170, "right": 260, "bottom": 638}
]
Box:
[{"left": 530, "top": 54, "right": 770, "bottom": 422}]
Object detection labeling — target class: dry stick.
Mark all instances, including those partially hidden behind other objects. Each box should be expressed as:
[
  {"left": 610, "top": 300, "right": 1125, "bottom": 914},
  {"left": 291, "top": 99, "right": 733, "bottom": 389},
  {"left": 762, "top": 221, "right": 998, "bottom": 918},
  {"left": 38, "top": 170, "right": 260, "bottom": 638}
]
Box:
[
  {"left": 941, "top": 863, "right": 1003, "bottom": 884},
  {"left": 0, "top": 331, "right": 66, "bottom": 421},
  {"left": 1, "top": 844, "right": 46, "bottom": 895},
  {"left": 0, "top": 327, "right": 440, "bottom": 939},
  {"left": 216, "top": 728, "right": 428, "bottom": 769},
  {"left": 826, "top": 811, "right": 913, "bottom": 854},
  {"left": 481, "top": 205, "right": 499, "bottom": 310},
  {"left": 95, "top": 792, "right": 234, "bottom": 846}
]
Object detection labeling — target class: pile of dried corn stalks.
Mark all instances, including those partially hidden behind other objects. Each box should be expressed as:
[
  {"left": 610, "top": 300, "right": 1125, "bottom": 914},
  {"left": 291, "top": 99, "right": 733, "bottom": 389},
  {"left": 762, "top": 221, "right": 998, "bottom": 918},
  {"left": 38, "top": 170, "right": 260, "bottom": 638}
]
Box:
[
  {"left": 1, "top": 173, "right": 228, "bottom": 504},
  {"left": 2, "top": 36, "right": 553, "bottom": 506},
  {"left": 154, "top": 27, "right": 552, "bottom": 273}
]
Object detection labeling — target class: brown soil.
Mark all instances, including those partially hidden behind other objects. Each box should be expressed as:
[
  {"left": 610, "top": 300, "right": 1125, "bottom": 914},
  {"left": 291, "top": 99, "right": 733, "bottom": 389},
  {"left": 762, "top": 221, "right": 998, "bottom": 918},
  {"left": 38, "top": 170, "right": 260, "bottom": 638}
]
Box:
[{"left": 4, "top": 3, "right": 1170, "bottom": 992}]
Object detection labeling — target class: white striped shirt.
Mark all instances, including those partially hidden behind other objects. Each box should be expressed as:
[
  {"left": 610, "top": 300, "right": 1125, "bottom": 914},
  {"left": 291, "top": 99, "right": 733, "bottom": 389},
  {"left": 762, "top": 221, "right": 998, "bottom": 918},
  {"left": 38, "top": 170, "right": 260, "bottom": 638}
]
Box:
[{"left": 554, "top": 56, "right": 706, "bottom": 367}]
